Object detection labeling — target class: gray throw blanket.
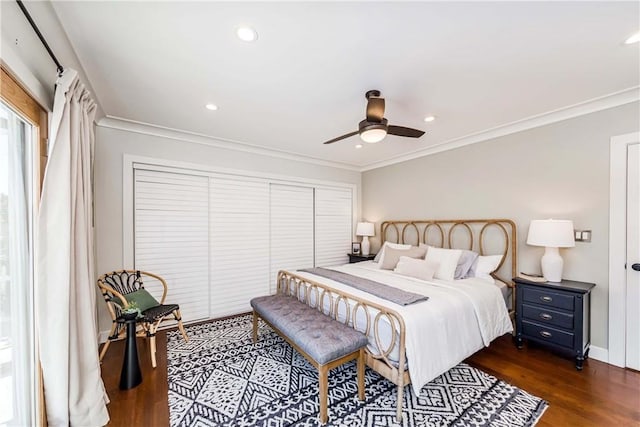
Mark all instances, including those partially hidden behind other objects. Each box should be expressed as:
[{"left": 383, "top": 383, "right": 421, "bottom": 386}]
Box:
[{"left": 299, "top": 267, "right": 429, "bottom": 306}]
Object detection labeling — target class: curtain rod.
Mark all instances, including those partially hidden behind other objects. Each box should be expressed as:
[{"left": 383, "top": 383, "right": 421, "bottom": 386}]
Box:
[{"left": 16, "top": 0, "right": 64, "bottom": 76}]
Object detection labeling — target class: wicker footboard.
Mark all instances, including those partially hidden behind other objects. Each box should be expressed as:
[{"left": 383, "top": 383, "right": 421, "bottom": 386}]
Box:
[{"left": 276, "top": 270, "right": 408, "bottom": 421}]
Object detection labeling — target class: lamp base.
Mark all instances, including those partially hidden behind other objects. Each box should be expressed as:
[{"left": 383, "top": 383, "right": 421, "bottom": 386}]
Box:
[
  {"left": 541, "top": 247, "right": 563, "bottom": 282},
  {"left": 361, "top": 236, "right": 371, "bottom": 256}
]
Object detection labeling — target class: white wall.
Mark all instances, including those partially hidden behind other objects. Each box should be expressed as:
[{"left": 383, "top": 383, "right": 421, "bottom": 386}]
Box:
[
  {"left": 362, "top": 102, "right": 640, "bottom": 350},
  {"left": 0, "top": 0, "right": 102, "bottom": 116},
  {"left": 94, "top": 123, "right": 361, "bottom": 333}
]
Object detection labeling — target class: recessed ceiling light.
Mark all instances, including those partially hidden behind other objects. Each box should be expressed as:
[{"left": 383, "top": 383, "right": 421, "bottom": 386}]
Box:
[
  {"left": 205, "top": 103, "right": 218, "bottom": 111},
  {"left": 236, "top": 26, "right": 258, "bottom": 42},
  {"left": 424, "top": 115, "right": 436, "bottom": 122},
  {"left": 624, "top": 31, "right": 640, "bottom": 44},
  {"left": 355, "top": 144, "right": 363, "bottom": 149}
]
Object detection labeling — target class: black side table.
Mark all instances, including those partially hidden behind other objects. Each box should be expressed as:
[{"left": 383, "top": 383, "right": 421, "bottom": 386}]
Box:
[
  {"left": 514, "top": 277, "right": 595, "bottom": 370},
  {"left": 348, "top": 253, "right": 376, "bottom": 263},
  {"left": 119, "top": 313, "right": 142, "bottom": 389}
]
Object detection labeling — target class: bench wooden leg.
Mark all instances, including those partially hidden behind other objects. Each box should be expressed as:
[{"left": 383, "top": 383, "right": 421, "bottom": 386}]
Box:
[
  {"left": 357, "top": 348, "right": 365, "bottom": 401},
  {"left": 319, "top": 364, "right": 329, "bottom": 424},
  {"left": 252, "top": 311, "right": 258, "bottom": 343}
]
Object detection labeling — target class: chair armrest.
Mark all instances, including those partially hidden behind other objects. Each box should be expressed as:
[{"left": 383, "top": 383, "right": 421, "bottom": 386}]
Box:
[{"left": 138, "top": 270, "right": 168, "bottom": 304}]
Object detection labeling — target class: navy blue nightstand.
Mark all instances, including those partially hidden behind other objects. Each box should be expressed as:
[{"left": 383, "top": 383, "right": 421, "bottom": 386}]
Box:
[{"left": 514, "top": 277, "right": 595, "bottom": 370}]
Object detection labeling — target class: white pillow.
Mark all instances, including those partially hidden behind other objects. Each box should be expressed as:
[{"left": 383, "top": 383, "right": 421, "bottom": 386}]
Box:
[
  {"left": 375, "top": 242, "right": 412, "bottom": 265},
  {"left": 421, "top": 244, "right": 478, "bottom": 279},
  {"left": 380, "top": 246, "right": 427, "bottom": 270},
  {"left": 424, "top": 247, "right": 462, "bottom": 281},
  {"left": 473, "top": 255, "right": 503, "bottom": 282},
  {"left": 394, "top": 256, "right": 439, "bottom": 281}
]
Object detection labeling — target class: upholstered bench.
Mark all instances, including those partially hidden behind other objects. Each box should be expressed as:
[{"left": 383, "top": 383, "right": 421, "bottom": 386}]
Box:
[{"left": 250, "top": 294, "right": 368, "bottom": 424}]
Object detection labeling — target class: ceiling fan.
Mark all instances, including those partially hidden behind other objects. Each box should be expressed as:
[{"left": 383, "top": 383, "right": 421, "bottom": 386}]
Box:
[{"left": 323, "top": 90, "right": 426, "bottom": 145}]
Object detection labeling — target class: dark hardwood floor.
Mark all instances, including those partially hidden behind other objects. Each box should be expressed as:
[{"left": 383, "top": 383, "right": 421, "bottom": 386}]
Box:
[{"left": 101, "top": 325, "right": 640, "bottom": 426}]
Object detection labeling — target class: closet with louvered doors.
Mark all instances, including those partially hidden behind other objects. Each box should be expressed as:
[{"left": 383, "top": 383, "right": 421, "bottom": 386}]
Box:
[{"left": 131, "top": 163, "right": 354, "bottom": 323}]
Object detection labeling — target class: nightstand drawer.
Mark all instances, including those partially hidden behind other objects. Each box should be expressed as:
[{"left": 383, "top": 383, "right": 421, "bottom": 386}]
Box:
[
  {"left": 522, "top": 287, "right": 574, "bottom": 311},
  {"left": 522, "top": 320, "right": 574, "bottom": 349},
  {"left": 522, "top": 304, "right": 574, "bottom": 330}
]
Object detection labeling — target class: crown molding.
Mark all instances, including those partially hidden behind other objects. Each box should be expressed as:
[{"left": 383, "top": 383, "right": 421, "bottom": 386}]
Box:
[
  {"left": 97, "top": 87, "right": 639, "bottom": 174},
  {"left": 96, "top": 116, "right": 361, "bottom": 172},
  {"left": 360, "top": 86, "right": 640, "bottom": 172}
]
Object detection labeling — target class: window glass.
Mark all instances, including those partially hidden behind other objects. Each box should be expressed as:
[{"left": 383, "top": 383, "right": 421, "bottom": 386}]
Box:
[{"left": 0, "top": 101, "right": 35, "bottom": 427}]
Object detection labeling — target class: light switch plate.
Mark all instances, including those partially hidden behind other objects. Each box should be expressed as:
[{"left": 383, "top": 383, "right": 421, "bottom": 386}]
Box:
[{"left": 574, "top": 229, "right": 592, "bottom": 243}]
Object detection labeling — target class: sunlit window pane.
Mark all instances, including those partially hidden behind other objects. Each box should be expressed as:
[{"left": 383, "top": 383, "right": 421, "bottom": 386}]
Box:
[{"left": 0, "top": 102, "right": 35, "bottom": 427}]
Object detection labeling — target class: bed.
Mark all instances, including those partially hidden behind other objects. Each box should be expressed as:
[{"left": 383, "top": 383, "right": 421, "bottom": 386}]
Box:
[{"left": 275, "top": 219, "right": 517, "bottom": 421}]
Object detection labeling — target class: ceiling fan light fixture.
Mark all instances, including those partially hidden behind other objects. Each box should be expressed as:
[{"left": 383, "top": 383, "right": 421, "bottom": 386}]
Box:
[
  {"left": 360, "top": 128, "right": 386, "bottom": 143},
  {"left": 424, "top": 115, "right": 436, "bottom": 122}
]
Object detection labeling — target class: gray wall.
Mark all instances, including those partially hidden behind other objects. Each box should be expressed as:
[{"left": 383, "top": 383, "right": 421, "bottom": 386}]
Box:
[
  {"left": 362, "top": 102, "right": 640, "bottom": 350},
  {"left": 95, "top": 124, "right": 361, "bottom": 333}
]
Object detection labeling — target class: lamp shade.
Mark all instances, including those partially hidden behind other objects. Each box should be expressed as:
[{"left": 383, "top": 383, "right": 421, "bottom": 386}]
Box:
[
  {"left": 356, "top": 222, "right": 375, "bottom": 237},
  {"left": 527, "top": 219, "right": 575, "bottom": 248}
]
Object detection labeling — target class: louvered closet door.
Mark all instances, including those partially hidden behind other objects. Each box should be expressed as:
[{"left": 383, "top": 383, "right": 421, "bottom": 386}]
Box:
[
  {"left": 134, "top": 169, "right": 210, "bottom": 323},
  {"left": 270, "top": 184, "right": 314, "bottom": 292},
  {"left": 315, "top": 187, "right": 352, "bottom": 267},
  {"left": 210, "top": 178, "right": 269, "bottom": 317}
]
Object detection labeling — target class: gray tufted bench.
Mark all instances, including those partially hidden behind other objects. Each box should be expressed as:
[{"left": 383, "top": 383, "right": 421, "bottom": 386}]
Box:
[{"left": 250, "top": 294, "right": 368, "bottom": 424}]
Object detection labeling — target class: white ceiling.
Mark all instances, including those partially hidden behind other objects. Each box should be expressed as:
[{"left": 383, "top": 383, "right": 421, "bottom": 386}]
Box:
[{"left": 51, "top": 1, "right": 639, "bottom": 169}]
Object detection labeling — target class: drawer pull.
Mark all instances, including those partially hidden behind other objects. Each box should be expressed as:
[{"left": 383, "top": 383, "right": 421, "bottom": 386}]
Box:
[
  {"left": 540, "top": 331, "right": 553, "bottom": 338},
  {"left": 540, "top": 313, "right": 553, "bottom": 321},
  {"left": 540, "top": 296, "right": 553, "bottom": 302}
]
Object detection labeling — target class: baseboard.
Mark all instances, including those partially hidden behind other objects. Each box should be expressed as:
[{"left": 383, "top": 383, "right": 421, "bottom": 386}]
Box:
[
  {"left": 589, "top": 345, "right": 608, "bottom": 363},
  {"left": 98, "top": 330, "right": 110, "bottom": 344}
]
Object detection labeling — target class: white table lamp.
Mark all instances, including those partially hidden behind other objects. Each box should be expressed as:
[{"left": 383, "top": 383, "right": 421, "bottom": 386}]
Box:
[
  {"left": 356, "top": 222, "right": 375, "bottom": 256},
  {"left": 527, "top": 219, "right": 575, "bottom": 282}
]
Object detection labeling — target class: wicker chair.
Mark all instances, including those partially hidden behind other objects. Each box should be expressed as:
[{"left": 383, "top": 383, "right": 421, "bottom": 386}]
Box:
[{"left": 97, "top": 270, "right": 188, "bottom": 368}]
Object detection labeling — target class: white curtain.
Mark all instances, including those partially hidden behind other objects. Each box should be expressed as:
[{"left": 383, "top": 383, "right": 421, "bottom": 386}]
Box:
[{"left": 37, "top": 69, "right": 109, "bottom": 426}]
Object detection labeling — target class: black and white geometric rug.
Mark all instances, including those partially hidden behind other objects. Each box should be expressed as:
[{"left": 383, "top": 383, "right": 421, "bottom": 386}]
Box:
[{"left": 167, "top": 314, "right": 548, "bottom": 427}]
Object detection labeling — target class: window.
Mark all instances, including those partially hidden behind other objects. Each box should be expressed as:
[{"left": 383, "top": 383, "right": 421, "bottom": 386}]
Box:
[
  {"left": 0, "top": 67, "right": 47, "bottom": 427},
  {"left": 0, "top": 101, "right": 36, "bottom": 427}
]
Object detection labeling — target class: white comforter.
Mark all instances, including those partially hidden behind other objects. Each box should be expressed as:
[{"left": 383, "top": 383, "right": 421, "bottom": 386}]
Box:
[{"left": 295, "top": 261, "right": 513, "bottom": 394}]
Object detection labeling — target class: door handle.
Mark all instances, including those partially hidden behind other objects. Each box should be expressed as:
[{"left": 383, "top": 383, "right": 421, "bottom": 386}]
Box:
[{"left": 632, "top": 263, "right": 640, "bottom": 272}]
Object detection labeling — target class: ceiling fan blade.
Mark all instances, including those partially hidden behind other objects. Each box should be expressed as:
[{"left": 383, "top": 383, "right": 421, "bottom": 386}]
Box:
[
  {"left": 366, "top": 97, "right": 385, "bottom": 122},
  {"left": 323, "top": 130, "right": 359, "bottom": 144},
  {"left": 387, "top": 125, "right": 425, "bottom": 138}
]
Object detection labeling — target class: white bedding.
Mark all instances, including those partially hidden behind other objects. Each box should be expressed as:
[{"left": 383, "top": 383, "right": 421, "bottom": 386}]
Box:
[{"left": 295, "top": 261, "right": 513, "bottom": 394}]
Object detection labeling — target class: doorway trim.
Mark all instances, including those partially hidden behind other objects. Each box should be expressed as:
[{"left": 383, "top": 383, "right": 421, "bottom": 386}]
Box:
[{"left": 609, "top": 131, "right": 640, "bottom": 367}]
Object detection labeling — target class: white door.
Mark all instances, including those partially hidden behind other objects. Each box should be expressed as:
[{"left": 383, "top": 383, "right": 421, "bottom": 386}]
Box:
[
  {"left": 269, "top": 184, "right": 314, "bottom": 293},
  {"left": 209, "top": 178, "right": 269, "bottom": 317},
  {"left": 626, "top": 143, "right": 640, "bottom": 370},
  {"left": 134, "top": 169, "right": 210, "bottom": 323},
  {"left": 315, "top": 187, "right": 352, "bottom": 267}
]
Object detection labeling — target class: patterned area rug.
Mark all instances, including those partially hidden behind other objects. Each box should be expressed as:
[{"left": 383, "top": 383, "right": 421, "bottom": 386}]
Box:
[{"left": 167, "top": 314, "right": 547, "bottom": 426}]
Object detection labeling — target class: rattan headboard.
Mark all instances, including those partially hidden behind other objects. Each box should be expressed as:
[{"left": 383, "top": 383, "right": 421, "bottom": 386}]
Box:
[{"left": 379, "top": 219, "right": 517, "bottom": 293}]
